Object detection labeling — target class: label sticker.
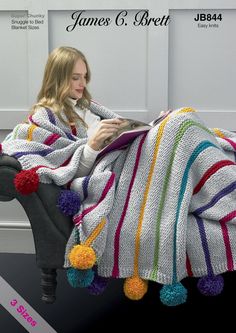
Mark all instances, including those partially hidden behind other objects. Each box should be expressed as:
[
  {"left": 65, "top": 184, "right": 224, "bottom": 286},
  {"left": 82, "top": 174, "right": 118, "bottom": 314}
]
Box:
[{"left": 0, "top": 275, "right": 57, "bottom": 333}]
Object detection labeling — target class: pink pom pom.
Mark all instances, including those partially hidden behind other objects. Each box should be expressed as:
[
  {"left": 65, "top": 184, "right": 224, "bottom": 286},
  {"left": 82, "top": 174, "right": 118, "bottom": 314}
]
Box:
[{"left": 14, "top": 169, "right": 39, "bottom": 195}]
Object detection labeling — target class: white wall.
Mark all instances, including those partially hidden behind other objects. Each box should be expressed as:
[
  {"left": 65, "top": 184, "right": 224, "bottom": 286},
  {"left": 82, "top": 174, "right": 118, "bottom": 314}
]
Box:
[{"left": 0, "top": 0, "right": 236, "bottom": 252}]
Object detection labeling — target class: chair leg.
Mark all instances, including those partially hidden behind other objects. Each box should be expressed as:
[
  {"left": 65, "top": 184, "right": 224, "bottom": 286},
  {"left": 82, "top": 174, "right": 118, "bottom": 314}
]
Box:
[{"left": 40, "top": 268, "right": 57, "bottom": 304}]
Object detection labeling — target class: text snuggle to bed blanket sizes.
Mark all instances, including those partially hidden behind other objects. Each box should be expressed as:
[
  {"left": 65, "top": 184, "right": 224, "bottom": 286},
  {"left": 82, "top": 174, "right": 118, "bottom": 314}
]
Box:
[{"left": 2, "top": 102, "right": 236, "bottom": 306}]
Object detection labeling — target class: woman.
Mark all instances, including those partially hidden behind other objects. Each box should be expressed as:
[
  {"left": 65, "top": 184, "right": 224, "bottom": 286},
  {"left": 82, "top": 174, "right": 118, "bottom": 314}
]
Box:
[
  {"left": 2, "top": 46, "right": 236, "bottom": 306},
  {"left": 28, "top": 46, "right": 123, "bottom": 177}
]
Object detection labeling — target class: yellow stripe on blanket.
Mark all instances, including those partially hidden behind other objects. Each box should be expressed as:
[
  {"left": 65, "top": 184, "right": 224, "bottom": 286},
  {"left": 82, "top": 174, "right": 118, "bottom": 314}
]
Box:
[
  {"left": 84, "top": 217, "right": 107, "bottom": 247},
  {"left": 133, "top": 106, "right": 196, "bottom": 276},
  {"left": 68, "top": 217, "right": 107, "bottom": 270},
  {"left": 212, "top": 128, "right": 225, "bottom": 138},
  {"left": 177, "top": 107, "right": 196, "bottom": 115},
  {"left": 27, "top": 125, "right": 38, "bottom": 141}
]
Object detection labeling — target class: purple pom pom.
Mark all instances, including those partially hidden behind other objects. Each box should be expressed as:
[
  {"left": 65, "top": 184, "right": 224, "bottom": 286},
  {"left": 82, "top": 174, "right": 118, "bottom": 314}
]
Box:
[
  {"left": 87, "top": 273, "right": 109, "bottom": 295},
  {"left": 57, "top": 190, "right": 81, "bottom": 216},
  {"left": 197, "top": 275, "right": 224, "bottom": 296}
]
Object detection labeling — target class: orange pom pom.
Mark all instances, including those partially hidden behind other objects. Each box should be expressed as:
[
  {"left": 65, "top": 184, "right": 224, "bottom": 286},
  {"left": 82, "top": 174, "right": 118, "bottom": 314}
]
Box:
[
  {"left": 123, "top": 276, "right": 148, "bottom": 300},
  {"left": 68, "top": 244, "right": 96, "bottom": 270}
]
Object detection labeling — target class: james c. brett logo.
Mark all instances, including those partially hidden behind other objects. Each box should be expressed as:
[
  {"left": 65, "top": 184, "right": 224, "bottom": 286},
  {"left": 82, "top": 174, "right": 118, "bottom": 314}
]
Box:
[{"left": 66, "top": 10, "right": 170, "bottom": 31}]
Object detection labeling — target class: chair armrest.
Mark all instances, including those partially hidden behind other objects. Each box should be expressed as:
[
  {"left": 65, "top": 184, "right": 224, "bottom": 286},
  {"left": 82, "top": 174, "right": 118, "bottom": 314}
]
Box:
[
  {"left": 0, "top": 154, "right": 22, "bottom": 171},
  {"left": 0, "top": 154, "right": 73, "bottom": 268}
]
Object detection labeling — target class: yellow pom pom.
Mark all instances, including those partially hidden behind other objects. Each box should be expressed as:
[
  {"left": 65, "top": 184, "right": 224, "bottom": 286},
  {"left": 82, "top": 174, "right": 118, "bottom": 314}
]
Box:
[
  {"left": 68, "top": 244, "right": 96, "bottom": 269},
  {"left": 123, "top": 276, "right": 148, "bottom": 300}
]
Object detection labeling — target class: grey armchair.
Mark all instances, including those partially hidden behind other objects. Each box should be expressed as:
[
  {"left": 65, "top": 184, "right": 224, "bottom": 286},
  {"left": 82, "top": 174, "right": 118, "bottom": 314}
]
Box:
[{"left": 0, "top": 154, "right": 73, "bottom": 303}]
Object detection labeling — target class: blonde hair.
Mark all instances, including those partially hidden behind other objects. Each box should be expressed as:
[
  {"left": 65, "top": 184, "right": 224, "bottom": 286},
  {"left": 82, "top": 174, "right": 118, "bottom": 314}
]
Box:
[{"left": 29, "top": 46, "right": 91, "bottom": 127}]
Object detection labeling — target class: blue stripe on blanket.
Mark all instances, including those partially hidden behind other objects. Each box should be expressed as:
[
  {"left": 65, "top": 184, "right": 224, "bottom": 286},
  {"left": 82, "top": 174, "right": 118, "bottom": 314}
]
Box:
[{"left": 173, "top": 140, "right": 219, "bottom": 282}]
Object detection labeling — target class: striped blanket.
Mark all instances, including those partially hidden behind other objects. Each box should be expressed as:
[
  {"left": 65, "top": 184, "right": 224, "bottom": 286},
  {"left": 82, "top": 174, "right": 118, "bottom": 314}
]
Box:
[{"left": 2, "top": 104, "right": 236, "bottom": 306}]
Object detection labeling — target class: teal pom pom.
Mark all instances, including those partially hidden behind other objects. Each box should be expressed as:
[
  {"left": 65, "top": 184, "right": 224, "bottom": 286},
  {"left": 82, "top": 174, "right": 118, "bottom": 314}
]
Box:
[
  {"left": 160, "top": 282, "right": 187, "bottom": 306},
  {"left": 66, "top": 268, "right": 94, "bottom": 288}
]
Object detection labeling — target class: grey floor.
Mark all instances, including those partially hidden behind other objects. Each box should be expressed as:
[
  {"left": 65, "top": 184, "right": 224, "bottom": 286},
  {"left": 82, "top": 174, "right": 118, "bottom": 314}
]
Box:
[{"left": 0, "top": 253, "right": 235, "bottom": 332}]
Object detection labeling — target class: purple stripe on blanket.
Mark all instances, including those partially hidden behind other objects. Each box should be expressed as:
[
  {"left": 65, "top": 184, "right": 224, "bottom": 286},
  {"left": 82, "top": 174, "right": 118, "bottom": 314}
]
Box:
[
  {"left": 13, "top": 148, "right": 53, "bottom": 159},
  {"left": 65, "top": 132, "right": 76, "bottom": 141},
  {"left": 193, "top": 181, "right": 236, "bottom": 216},
  {"left": 194, "top": 215, "right": 214, "bottom": 276},
  {"left": 45, "top": 108, "right": 76, "bottom": 141},
  {"left": 45, "top": 108, "right": 56, "bottom": 125}
]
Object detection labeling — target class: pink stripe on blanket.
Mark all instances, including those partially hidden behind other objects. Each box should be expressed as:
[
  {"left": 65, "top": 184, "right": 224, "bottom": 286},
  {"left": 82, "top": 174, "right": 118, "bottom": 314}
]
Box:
[
  {"left": 28, "top": 115, "right": 39, "bottom": 126},
  {"left": 73, "top": 173, "right": 115, "bottom": 226},
  {"left": 44, "top": 133, "right": 61, "bottom": 146},
  {"left": 186, "top": 253, "right": 193, "bottom": 277},
  {"left": 223, "top": 137, "right": 236, "bottom": 150},
  {"left": 193, "top": 160, "right": 235, "bottom": 195},
  {"left": 220, "top": 210, "right": 236, "bottom": 224},
  {"left": 112, "top": 133, "right": 147, "bottom": 277},
  {"left": 219, "top": 210, "right": 236, "bottom": 271},
  {"left": 61, "top": 156, "right": 71, "bottom": 167},
  {"left": 32, "top": 156, "right": 71, "bottom": 172}
]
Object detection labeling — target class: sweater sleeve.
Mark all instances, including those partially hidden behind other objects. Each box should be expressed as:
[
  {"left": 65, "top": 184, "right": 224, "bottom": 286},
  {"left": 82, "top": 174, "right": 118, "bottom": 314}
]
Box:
[{"left": 75, "top": 143, "right": 100, "bottom": 177}]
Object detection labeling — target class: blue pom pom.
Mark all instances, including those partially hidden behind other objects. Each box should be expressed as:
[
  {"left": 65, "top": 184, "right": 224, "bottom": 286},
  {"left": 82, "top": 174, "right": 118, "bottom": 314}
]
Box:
[
  {"left": 197, "top": 274, "right": 224, "bottom": 296},
  {"left": 58, "top": 190, "right": 81, "bottom": 216},
  {"left": 160, "top": 282, "right": 187, "bottom": 306},
  {"left": 67, "top": 268, "right": 94, "bottom": 288}
]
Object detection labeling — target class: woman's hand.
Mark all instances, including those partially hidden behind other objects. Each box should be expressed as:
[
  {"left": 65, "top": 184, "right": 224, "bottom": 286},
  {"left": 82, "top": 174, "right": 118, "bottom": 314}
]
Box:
[{"left": 87, "top": 118, "right": 124, "bottom": 151}]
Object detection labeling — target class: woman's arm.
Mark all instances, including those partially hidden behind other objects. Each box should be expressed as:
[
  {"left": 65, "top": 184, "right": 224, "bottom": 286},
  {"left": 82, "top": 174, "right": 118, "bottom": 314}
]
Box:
[
  {"left": 75, "top": 118, "right": 123, "bottom": 177},
  {"left": 75, "top": 144, "right": 99, "bottom": 177}
]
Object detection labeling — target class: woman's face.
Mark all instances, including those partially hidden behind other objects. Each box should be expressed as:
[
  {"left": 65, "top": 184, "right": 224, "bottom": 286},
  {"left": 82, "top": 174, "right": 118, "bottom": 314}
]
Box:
[{"left": 69, "top": 58, "right": 87, "bottom": 100}]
